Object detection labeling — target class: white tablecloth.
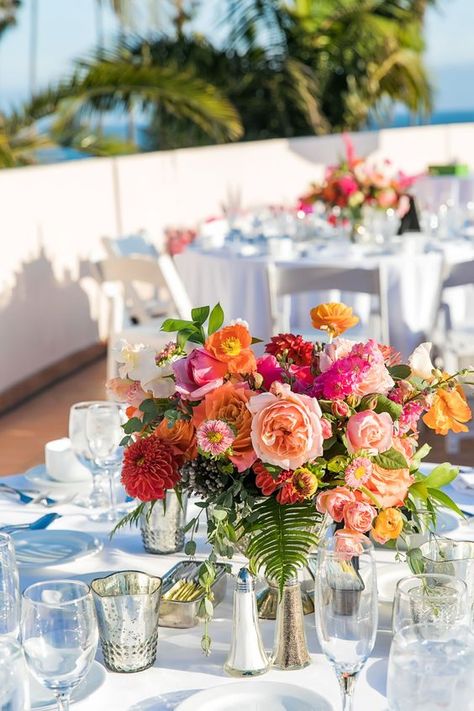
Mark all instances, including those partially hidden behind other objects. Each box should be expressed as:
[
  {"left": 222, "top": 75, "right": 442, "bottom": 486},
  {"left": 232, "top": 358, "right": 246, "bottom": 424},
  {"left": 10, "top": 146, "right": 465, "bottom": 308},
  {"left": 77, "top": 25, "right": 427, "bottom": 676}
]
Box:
[{"left": 176, "top": 240, "right": 474, "bottom": 357}]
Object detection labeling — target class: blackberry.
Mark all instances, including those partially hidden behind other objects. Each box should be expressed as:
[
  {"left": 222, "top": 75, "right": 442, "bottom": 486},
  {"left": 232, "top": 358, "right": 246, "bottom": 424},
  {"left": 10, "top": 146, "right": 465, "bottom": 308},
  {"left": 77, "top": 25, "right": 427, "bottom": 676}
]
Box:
[{"left": 180, "top": 456, "right": 229, "bottom": 498}]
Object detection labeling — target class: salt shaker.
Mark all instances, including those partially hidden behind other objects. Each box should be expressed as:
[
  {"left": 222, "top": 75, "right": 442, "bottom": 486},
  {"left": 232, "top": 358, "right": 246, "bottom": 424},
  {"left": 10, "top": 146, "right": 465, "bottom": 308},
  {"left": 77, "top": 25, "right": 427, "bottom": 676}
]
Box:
[{"left": 224, "top": 567, "right": 270, "bottom": 677}]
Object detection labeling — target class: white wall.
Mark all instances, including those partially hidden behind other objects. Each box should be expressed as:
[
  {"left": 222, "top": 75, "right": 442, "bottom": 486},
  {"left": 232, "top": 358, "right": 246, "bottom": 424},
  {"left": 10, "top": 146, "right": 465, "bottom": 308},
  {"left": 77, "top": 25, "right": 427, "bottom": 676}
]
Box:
[{"left": 1, "top": 123, "right": 473, "bottom": 395}]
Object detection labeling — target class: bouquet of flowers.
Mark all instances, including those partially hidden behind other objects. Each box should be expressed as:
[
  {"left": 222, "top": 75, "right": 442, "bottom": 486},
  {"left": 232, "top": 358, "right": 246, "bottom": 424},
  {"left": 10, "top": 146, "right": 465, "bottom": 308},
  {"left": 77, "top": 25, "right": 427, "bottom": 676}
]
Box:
[
  {"left": 298, "top": 135, "right": 416, "bottom": 226},
  {"left": 110, "top": 302, "right": 471, "bottom": 645}
]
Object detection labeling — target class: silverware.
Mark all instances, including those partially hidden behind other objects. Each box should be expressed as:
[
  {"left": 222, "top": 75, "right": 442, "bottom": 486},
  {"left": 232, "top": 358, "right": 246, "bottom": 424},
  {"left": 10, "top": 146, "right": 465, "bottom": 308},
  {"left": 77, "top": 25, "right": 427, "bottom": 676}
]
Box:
[
  {"left": 0, "top": 513, "right": 61, "bottom": 534},
  {"left": 0, "top": 483, "right": 57, "bottom": 507}
]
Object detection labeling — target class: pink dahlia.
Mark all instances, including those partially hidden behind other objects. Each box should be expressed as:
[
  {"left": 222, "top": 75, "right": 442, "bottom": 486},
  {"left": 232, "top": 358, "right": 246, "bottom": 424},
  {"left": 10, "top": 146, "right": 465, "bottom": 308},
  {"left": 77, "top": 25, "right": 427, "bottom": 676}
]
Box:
[
  {"left": 345, "top": 457, "right": 373, "bottom": 488},
  {"left": 399, "top": 401, "right": 425, "bottom": 434},
  {"left": 196, "top": 419, "right": 235, "bottom": 457}
]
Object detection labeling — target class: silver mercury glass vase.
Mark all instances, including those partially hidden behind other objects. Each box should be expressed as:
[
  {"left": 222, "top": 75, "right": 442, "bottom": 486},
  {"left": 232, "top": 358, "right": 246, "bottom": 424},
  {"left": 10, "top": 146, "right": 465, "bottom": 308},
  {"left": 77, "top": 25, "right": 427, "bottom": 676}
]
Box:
[{"left": 140, "top": 491, "right": 188, "bottom": 554}]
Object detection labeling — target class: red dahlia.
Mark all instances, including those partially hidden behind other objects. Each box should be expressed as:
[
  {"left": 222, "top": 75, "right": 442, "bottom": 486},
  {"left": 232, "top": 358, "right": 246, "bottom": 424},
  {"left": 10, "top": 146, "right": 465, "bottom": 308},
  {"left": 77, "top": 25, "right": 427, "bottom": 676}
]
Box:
[
  {"left": 121, "top": 436, "right": 180, "bottom": 502},
  {"left": 253, "top": 461, "right": 292, "bottom": 496},
  {"left": 265, "top": 333, "right": 314, "bottom": 366}
]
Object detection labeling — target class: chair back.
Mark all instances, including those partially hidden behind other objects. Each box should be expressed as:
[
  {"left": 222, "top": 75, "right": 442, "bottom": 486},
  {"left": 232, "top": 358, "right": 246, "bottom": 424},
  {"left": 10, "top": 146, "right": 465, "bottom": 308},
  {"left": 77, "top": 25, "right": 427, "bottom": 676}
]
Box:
[
  {"left": 442, "top": 259, "right": 474, "bottom": 290},
  {"left": 102, "top": 233, "right": 159, "bottom": 259}
]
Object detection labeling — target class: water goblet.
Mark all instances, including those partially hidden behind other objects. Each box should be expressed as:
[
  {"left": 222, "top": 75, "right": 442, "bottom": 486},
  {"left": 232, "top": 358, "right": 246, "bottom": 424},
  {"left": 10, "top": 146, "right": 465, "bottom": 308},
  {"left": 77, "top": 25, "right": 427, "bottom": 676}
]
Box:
[
  {"left": 392, "top": 574, "right": 469, "bottom": 634},
  {"left": 85, "top": 402, "right": 124, "bottom": 521},
  {"left": 22, "top": 580, "right": 98, "bottom": 711},
  {"left": 0, "top": 532, "right": 20, "bottom": 637},
  {"left": 418, "top": 537, "right": 474, "bottom": 605},
  {"left": 0, "top": 637, "right": 30, "bottom": 710},
  {"left": 314, "top": 533, "right": 378, "bottom": 711}
]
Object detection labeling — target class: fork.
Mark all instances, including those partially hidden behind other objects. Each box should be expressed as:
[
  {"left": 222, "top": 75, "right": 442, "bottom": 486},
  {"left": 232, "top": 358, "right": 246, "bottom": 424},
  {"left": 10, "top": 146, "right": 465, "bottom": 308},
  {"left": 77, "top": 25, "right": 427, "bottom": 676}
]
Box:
[
  {"left": 0, "top": 483, "right": 57, "bottom": 506},
  {"left": 0, "top": 512, "right": 61, "bottom": 534}
]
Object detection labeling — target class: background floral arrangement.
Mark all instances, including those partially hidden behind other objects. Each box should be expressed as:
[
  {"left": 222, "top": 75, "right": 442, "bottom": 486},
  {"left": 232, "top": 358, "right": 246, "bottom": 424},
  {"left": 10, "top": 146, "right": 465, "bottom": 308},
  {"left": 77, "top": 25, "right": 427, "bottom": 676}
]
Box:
[
  {"left": 298, "top": 135, "right": 416, "bottom": 225},
  {"left": 110, "top": 301, "right": 471, "bottom": 648}
]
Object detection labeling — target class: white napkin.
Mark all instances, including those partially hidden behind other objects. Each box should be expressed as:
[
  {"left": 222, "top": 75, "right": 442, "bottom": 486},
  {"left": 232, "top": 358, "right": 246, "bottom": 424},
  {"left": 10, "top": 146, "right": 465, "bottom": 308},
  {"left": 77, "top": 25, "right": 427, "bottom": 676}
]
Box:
[{"left": 451, "top": 469, "right": 474, "bottom": 496}]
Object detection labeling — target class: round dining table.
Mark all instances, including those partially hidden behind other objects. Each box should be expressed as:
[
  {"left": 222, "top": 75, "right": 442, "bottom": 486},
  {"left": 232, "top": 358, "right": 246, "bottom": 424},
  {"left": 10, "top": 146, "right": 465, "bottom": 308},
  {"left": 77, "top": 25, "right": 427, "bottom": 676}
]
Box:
[{"left": 4, "top": 467, "right": 474, "bottom": 711}]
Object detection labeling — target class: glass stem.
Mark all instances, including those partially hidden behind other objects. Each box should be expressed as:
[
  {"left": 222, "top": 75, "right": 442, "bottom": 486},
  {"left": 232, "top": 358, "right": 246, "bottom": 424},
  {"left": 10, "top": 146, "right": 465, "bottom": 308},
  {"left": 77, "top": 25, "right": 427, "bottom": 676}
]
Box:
[
  {"left": 56, "top": 693, "right": 70, "bottom": 711},
  {"left": 107, "top": 469, "right": 117, "bottom": 520},
  {"left": 336, "top": 669, "right": 358, "bottom": 711}
]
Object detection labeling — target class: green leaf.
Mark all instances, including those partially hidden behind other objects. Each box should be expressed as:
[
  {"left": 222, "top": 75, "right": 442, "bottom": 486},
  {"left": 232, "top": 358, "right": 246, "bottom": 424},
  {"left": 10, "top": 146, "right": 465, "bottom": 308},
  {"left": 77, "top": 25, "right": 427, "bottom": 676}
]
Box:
[
  {"left": 427, "top": 488, "right": 465, "bottom": 518},
  {"left": 191, "top": 306, "right": 210, "bottom": 325},
  {"left": 373, "top": 448, "right": 408, "bottom": 470},
  {"left": 410, "top": 443, "right": 431, "bottom": 471},
  {"left": 409, "top": 481, "right": 428, "bottom": 501},
  {"left": 207, "top": 303, "right": 224, "bottom": 335},
  {"left": 177, "top": 328, "right": 197, "bottom": 349},
  {"left": 122, "top": 417, "right": 143, "bottom": 434},
  {"left": 389, "top": 364, "right": 412, "bottom": 380},
  {"left": 212, "top": 508, "right": 227, "bottom": 521},
  {"left": 373, "top": 395, "right": 402, "bottom": 421},
  {"left": 407, "top": 547, "right": 425, "bottom": 575},
  {"left": 184, "top": 540, "right": 197, "bottom": 556},
  {"left": 423, "top": 463, "right": 459, "bottom": 489},
  {"left": 251, "top": 336, "right": 263, "bottom": 344},
  {"left": 161, "top": 318, "right": 194, "bottom": 333}
]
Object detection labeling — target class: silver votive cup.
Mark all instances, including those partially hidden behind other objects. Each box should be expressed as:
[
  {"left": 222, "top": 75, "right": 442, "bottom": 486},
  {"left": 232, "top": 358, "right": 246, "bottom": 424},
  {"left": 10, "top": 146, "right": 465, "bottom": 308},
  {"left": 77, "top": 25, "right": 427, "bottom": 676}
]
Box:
[
  {"left": 91, "top": 570, "right": 162, "bottom": 673},
  {"left": 140, "top": 491, "right": 188, "bottom": 554}
]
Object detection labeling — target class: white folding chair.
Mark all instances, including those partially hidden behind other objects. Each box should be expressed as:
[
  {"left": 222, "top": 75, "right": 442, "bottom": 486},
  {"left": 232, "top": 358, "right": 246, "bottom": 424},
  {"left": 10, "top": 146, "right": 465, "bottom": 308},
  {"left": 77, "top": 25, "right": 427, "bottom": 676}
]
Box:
[
  {"left": 266, "top": 262, "right": 389, "bottom": 344},
  {"left": 95, "top": 255, "right": 192, "bottom": 379},
  {"left": 101, "top": 232, "right": 159, "bottom": 259}
]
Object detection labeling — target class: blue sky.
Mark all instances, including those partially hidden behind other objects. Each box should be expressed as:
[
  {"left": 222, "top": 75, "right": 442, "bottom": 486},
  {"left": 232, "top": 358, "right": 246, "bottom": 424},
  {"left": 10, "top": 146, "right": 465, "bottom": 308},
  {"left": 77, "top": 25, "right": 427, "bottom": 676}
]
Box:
[{"left": 1, "top": 0, "right": 473, "bottom": 112}]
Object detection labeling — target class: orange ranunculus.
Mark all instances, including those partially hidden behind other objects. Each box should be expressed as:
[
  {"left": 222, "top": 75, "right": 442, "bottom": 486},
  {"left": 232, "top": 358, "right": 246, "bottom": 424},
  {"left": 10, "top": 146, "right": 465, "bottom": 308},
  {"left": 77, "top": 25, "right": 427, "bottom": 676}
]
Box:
[
  {"left": 423, "top": 384, "right": 471, "bottom": 435},
  {"left": 205, "top": 324, "right": 256, "bottom": 374},
  {"left": 192, "top": 382, "right": 256, "bottom": 472},
  {"left": 154, "top": 418, "right": 197, "bottom": 461},
  {"left": 310, "top": 302, "right": 359, "bottom": 338},
  {"left": 371, "top": 508, "right": 404, "bottom": 544}
]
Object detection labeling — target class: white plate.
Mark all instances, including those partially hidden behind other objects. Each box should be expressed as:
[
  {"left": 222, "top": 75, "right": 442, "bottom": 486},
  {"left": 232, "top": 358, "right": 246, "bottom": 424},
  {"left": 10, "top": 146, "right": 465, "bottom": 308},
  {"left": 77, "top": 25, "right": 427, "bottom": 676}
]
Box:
[
  {"left": 25, "top": 464, "right": 92, "bottom": 494},
  {"left": 30, "top": 661, "right": 106, "bottom": 710},
  {"left": 176, "top": 682, "right": 333, "bottom": 711},
  {"left": 435, "top": 509, "right": 461, "bottom": 534},
  {"left": 377, "top": 562, "right": 411, "bottom": 604},
  {"left": 11, "top": 530, "right": 103, "bottom": 567},
  {"left": 444, "top": 483, "right": 474, "bottom": 517}
]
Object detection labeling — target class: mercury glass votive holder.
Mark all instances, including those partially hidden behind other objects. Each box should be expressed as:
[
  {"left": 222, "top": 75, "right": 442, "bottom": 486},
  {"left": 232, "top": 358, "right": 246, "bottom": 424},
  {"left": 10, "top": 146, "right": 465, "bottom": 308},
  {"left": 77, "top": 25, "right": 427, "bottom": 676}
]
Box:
[
  {"left": 140, "top": 491, "right": 188, "bottom": 554},
  {"left": 91, "top": 571, "right": 162, "bottom": 673}
]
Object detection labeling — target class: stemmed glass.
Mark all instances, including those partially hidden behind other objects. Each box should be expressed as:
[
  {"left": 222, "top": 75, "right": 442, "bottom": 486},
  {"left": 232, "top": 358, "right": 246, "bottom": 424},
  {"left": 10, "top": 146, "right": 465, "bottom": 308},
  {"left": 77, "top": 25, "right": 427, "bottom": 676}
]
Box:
[
  {"left": 0, "top": 532, "right": 20, "bottom": 637},
  {"left": 314, "top": 533, "right": 378, "bottom": 711},
  {"left": 21, "top": 580, "right": 98, "bottom": 711},
  {"left": 85, "top": 402, "right": 124, "bottom": 522}
]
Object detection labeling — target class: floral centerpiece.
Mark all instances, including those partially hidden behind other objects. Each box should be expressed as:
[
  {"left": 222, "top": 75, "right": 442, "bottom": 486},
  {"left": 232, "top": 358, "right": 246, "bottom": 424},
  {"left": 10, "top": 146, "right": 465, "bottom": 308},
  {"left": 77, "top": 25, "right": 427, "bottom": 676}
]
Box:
[
  {"left": 110, "top": 302, "right": 471, "bottom": 651},
  {"left": 298, "top": 135, "right": 416, "bottom": 235}
]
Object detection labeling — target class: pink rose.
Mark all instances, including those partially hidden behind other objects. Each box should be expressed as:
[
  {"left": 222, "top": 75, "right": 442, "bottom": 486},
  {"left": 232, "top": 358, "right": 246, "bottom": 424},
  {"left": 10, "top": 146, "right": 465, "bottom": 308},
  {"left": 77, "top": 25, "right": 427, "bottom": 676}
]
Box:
[
  {"left": 172, "top": 348, "right": 228, "bottom": 400},
  {"left": 334, "top": 529, "right": 365, "bottom": 558},
  {"left": 316, "top": 487, "right": 356, "bottom": 522},
  {"left": 319, "top": 338, "right": 355, "bottom": 373},
  {"left": 346, "top": 410, "right": 393, "bottom": 454},
  {"left": 247, "top": 382, "right": 324, "bottom": 470},
  {"left": 106, "top": 378, "right": 147, "bottom": 407},
  {"left": 321, "top": 418, "right": 333, "bottom": 440},
  {"left": 257, "top": 354, "right": 283, "bottom": 390},
  {"left": 354, "top": 360, "right": 394, "bottom": 396},
  {"left": 331, "top": 399, "right": 351, "bottom": 418},
  {"left": 343, "top": 501, "right": 377, "bottom": 533}
]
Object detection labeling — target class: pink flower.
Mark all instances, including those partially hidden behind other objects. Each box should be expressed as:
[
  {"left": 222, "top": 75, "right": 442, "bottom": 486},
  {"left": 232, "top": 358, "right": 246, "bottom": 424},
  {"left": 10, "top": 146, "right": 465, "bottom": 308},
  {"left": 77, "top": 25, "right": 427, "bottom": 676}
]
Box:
[
  {"left": 319, "top": 337, "right": 355, "bottom": 373},
  {"left": 345, "top": 457, "right": 373, "bottom": 488},
  {"left": 316, "top": 486, "right": 356, "bottom": 522},
  {"left": 257, "top": 354, "right": 283, "bottom": 390},
  {"left": 172, "top": 348, "right": 228, "bottom": 400},
  {"left": 331, "top": 400, "right": 351, "bottom": 418},
  {"left": 247, "top": 382, "right": 324, "bottom": 470},
  {"left": 350, "top": 341, "right": 394, "bottom": 396},
  {"left": 338, "top": 175, "right": 359, "bottom": 197},
  {"left": 321, "top": 418, "right": 333, "bottom": 440},
  {"left": 334, "top": 530, "right": 365, "bottom": 559},
  {"left": 378, "top": 188, "right": 398, "bottom": 208},
  {"left": 342, "top": 501, "right": 376, "bottom": 533},
  {"left": 313, "top": 355, "right": 370, "bottom": 399},
  {"left": 399, "top": 401, "right": 425, "bottom": 434},
  {"left": 196, "top": 419, "right": 235, "bottom": 457},
  {"left": 346, "top": 410, "right": 393, "bottom": 454}
]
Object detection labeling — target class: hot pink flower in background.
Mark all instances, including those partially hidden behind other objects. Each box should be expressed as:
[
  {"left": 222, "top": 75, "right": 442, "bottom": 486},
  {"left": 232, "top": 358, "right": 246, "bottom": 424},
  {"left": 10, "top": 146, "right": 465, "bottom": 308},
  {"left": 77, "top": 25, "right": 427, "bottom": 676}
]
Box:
[
  {"left": 313, "top": 354, "right": 370, "bottom": 400},
  {"left": 346, "top": 410, "right": 393, "bottom": 454},
  {"left": 196, "top": 419, "right": 235, "bottom": 457},
  {"left": 316, "top": 486, "right": 356, "bottom": 522},
  {"left": 248, "top": 382, "right": 324, "bottom": 469},
  {"left": 173, "top": 348, "right": 228, "bottom": 400},
  {"left": 345, "top": 457, "right": 373, "bottom": 488},
  {"left": 338, "top": 175, "right": 359, "bottom": 196},
  {"left": 343, "top": 500, "right": 377, "bottom": 533},
  {"left": 256, "top": 354, "right": 284, "bottom": 390}
]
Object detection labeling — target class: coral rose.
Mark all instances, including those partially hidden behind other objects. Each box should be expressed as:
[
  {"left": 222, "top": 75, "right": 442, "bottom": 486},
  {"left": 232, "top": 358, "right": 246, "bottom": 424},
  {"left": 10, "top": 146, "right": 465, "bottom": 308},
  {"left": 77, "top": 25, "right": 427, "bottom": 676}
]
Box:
[
  {"left": 193, "top": 382, "right": 256, "bottom": 471},
  {"left": 342, "top": 501, "right": 377, "bottom": 533},
  {"left": 172, "top": 348, "right": 227, "bottom": 400},
  {"left": 371, "top": 508, "right": 404, "bottom": 544},
  {"left": 205, "top": 324, "right": 256, "bottom": 374},
  {"left": 365, "top": 437, "right": 414, "bottom": 508},
  {"left": 247, "top": 382, "right": 324, "bottom": 470},
  {"left": 346, "top": 410, "right": 393, "bottom": 454},
  {"left": 423, "top": 384, "right": 471, "bottom": 435},
  {"left": 316, "top": 486, "right": 356, "bottom": 522},
  {"left": 310, "top": 302, "right": 359, "bottom": 338},
  {"left": 121, "top": 436, "right": 180, "bottom": 501},
  {"left": 154, "top": 418, "right": 197, "bottom": 461}
]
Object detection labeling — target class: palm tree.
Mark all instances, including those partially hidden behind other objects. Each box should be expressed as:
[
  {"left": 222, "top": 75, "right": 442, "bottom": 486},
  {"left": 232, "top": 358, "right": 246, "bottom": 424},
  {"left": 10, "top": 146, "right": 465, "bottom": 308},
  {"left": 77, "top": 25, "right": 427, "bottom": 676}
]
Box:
[{"left": 0, "top": 0, "right": 20, "bottom": 39}]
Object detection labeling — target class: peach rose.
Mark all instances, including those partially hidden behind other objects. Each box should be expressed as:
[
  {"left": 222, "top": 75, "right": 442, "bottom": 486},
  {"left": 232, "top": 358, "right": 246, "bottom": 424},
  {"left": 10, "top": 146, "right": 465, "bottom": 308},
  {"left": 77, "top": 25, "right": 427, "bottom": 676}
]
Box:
[
  {"left": 334, "top": 529, "right": 366, "bottom": 558},
  {"left": 353, "top": 361, "right": 394, "bottom": 397},
  {"left": 346, "top": 410, "right": 393, "bottom": 454},
  {"left": 316, "top": 486, "right": 356, "bottom": 522},
  {"left": 365, "top": 438, "right": 414, "bottom": 508},
  {"left": 342, "top": 500, "right": 377, "bottom": 533},
  {"left": 247, "top": 382, "right": 324, "bottom": 470},
  {"left": 154, "top": 418, "right": 197, "bottom": 462}
]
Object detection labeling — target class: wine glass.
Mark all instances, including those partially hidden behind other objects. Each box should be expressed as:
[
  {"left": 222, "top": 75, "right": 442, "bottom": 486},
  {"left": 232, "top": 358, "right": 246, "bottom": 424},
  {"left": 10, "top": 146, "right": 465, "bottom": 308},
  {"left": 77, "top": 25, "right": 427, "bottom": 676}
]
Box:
[
  {"left": 314, "top": 533, "right": 378, "bottom": 711},
  {"left": 85, "top": 402, "right": 124, "bottom": 521},
  {"left": 22, "top": 580, "right": 98, "bottom": 711},
  {"left": 0, "top": 532, "right": 20, "bottom": 637},
  {"left": 0, "top": 638, "right": 30, "bottom": 710},
  {"left": 392, "top": 574, "right": 469, "bottom": 634}
]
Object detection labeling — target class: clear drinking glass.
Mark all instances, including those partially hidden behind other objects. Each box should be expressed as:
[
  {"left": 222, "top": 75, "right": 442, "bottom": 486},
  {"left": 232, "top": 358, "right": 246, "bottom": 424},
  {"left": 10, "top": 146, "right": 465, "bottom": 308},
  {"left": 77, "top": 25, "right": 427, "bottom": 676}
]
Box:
[
  {"left": 85, "top": 402, "right": 124, "bottom": 521},
  {"left": 419, "top": 538, "right": 474, "bottom": 603},
  {"left": 387, "top": 623, "right": 474, "bottom": 711},
  {"left": 0, "top": 637, "right": 30, "bottom": 710},
  {"left": 22, "top": 580, "right": 98, "bottom": 711},
  {"left": 0, "top": 532, "right": 20, "bottom": 637},
  {"left": 392, "top": 574, "right": 469, "bottom": 634},
  {"left": 314, "top": 533, "right": 378, "bottom": 711}
]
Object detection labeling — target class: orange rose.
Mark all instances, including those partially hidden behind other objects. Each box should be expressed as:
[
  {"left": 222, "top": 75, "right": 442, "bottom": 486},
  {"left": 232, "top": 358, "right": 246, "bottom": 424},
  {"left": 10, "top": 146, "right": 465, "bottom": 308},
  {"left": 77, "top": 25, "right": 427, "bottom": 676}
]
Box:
[
  {"left": 371, "top": 508, "right": 404, "bottom": 544},
  {"left": 192, "top": 382, "right": 256, "bottom": 472},
  {"left": 423, "top": 384, "right": 471, "bottom": 435},
  {"left": 154, "top": 418, "right": 197, "bottom": 461},
  {"left": 365, "top": 437, "right": 413, "bottom": 508},
  {"left": 205, "top": 324, "right": 256, "bottom": 374},
  {"left": 310, "top": 302, "right": 359, "bottom": 338}
]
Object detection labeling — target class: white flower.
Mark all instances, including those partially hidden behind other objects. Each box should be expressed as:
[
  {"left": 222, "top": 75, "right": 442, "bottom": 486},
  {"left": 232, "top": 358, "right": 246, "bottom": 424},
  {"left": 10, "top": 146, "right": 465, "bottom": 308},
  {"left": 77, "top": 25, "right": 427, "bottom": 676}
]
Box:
[
  {"left": 408, "top": 342, "right": 435, "bottom": 382},
  {"left": 115, "top": 341, "right": 175, "bottom": 397}
]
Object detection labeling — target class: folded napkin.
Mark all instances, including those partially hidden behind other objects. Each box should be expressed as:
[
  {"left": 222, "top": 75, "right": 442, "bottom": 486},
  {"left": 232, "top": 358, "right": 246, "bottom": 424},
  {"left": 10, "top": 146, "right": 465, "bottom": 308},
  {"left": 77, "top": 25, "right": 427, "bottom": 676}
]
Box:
[{"left": 451, "top": 469, "right": 474, "bottom": 496}]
